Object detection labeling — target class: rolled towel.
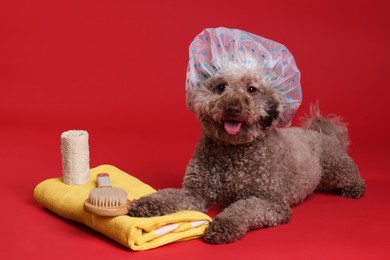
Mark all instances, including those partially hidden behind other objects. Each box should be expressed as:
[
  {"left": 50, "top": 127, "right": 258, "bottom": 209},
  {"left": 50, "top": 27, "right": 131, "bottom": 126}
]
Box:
[{"left": 34, "top": 164, "right": 212, "bottom": 251}]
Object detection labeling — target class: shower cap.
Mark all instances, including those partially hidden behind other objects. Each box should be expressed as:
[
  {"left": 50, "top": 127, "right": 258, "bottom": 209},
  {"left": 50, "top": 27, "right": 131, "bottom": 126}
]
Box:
[{"left": 185, "top": 27, "right": 302, "bottom": 127}]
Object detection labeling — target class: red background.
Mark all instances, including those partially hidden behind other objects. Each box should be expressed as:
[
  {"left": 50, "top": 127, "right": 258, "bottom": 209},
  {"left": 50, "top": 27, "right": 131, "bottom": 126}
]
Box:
[{"left": 1, "top": 0, "right": 389, "bottom": 259}]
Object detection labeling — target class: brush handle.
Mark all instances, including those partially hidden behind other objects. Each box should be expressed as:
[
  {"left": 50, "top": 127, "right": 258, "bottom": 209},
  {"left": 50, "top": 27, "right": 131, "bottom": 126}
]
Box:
[{"left": 97, "top": 173, "right": 111, "bottom": 187}]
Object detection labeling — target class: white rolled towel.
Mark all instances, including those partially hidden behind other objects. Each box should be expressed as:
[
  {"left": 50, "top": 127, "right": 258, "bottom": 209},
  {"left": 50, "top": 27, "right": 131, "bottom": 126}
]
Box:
[{"left": 61, "top": 130, "right": 90, "bottom": 185}]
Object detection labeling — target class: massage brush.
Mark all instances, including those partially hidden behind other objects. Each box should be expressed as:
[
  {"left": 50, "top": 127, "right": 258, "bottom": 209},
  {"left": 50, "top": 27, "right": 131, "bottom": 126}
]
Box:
[{"left": 83, "top": 173, "right": 131, "bottom": 217}]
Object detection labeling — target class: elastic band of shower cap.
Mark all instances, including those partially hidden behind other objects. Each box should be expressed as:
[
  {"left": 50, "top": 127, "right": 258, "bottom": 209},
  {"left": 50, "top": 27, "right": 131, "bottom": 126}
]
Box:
[{"left": 185, "top": 27, "right": 302, "bottom": 127}]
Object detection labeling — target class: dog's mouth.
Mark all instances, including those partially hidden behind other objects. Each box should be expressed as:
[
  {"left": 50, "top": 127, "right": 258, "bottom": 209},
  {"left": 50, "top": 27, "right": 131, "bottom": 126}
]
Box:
[{"left": 223, "top": 121, "right": 243, "bottom": 136}]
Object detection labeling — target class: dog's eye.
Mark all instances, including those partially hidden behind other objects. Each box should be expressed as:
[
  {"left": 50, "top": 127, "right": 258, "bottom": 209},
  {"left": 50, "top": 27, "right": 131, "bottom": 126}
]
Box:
[
  {"left": 248, "top": 86, "right": 257, "bottom": 93},
  {"left": 216, "top": 84, "right": 226, "bottom": 93}
]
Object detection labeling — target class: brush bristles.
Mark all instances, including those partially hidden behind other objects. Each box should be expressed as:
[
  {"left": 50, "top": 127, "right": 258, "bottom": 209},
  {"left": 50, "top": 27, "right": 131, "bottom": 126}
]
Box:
[{"left": 87, "top": 187, "right": 128, "bottom": 208}]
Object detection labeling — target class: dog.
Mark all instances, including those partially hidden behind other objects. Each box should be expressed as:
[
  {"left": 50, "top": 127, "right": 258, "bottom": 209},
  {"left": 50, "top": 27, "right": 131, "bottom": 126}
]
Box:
[{"left": 128, "top": 64, "right": 366, "bottom": 244}]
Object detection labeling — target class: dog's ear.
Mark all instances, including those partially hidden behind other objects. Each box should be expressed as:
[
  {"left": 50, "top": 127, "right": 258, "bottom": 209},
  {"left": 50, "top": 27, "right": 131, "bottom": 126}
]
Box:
[{"left": 261, "top": 97, "right": 281, "bottom": 129}]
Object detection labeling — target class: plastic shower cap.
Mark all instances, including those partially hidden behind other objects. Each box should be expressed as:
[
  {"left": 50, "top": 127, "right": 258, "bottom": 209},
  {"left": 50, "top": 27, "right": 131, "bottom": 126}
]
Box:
[{"left": 185, "top": 27, "right": 302, "bottom": 127}]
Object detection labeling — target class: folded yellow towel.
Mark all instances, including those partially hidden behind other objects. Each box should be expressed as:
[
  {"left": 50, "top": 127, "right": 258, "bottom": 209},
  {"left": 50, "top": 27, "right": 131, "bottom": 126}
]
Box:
[{"left": 34, "top": 164, "right": 211, "bottom": 251}]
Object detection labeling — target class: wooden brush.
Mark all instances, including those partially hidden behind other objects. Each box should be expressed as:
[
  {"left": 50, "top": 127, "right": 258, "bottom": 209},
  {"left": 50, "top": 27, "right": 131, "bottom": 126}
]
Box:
[{"left": 83, "top": 173, "right": 131, "bottom": 217}]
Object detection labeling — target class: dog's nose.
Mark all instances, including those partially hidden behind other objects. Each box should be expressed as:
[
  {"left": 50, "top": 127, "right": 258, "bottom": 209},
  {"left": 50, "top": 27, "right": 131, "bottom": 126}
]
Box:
[{"left": 226, "top": 104, "right": 242, "bottom": 116}]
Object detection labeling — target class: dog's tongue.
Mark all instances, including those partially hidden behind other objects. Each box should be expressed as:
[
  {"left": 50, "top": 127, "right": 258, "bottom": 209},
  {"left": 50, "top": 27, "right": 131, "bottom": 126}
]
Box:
[{"left": 224, "top": 121, "right": 242, "bottom": 135}]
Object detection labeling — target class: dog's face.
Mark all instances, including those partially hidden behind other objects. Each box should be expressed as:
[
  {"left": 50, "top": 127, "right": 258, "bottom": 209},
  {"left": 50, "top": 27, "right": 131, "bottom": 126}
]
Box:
[{"left": 191, "top": 65, "right": 283, "bottom": 145}]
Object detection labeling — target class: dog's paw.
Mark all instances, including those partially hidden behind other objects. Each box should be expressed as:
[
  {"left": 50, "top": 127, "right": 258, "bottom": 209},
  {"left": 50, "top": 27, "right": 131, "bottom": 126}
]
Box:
[
  {"left": 128, "top": 196, "right": 169, "bottom": 217},
  {"left": 340, "top": 182, "right": 366, "bottom": 199},
  {"left": 204, "top": 216, "right": 247, "bottom": 244}
]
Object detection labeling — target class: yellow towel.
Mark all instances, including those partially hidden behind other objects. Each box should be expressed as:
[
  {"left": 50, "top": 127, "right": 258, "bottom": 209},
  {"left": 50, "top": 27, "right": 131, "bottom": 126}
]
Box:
[{"left": 34, "top": 164, "right": 211, "bottom": 251}]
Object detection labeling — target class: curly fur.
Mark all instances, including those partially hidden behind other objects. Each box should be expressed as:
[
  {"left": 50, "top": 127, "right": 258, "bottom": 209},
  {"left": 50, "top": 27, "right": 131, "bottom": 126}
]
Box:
[
  {"left": 129, "top": 65, "right": 366, "bottom": 244},
  {"left": 301, "top": 102, "right": 350, "bottom": 149}
]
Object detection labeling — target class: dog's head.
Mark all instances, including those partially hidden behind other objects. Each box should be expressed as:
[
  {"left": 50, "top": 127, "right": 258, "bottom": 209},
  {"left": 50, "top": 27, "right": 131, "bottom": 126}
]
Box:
[{"left": 190, "top": 65, "right": 283, "bottom": 145}]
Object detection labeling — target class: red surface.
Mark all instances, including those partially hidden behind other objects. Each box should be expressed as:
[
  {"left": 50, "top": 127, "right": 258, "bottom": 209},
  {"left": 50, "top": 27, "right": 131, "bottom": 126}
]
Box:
[{"left": 1, "top": 0, "right": 390, "bottom": 259}]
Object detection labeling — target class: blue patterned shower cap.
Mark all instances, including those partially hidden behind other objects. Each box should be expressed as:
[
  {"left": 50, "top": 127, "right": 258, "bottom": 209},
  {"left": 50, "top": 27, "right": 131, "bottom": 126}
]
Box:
[{"left": 185, "top": 27, "right": 302, "bottom": 127}]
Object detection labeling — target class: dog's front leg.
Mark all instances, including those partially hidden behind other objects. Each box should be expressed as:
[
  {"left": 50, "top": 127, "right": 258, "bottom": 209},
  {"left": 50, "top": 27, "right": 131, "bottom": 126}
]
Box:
[
  {"left": 128, "top": 188, "right": 209, "bottom": 217},
  {"left": 204, "top": 196, "right": 291, "bottom": 244}
]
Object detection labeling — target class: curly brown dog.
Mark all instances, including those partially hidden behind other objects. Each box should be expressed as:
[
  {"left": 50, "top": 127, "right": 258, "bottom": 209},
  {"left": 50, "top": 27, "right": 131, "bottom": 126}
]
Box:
[{"left": 129, "top": 64, "right": 366, "bottom": 244}]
